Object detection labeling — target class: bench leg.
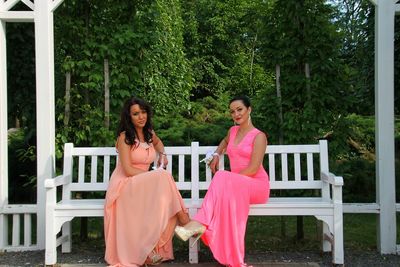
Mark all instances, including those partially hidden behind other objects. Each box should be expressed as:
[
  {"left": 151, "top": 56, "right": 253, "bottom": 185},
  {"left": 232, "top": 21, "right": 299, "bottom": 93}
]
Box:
[
  {"left": 61, "top": 221, "right": 71, "bottom": 253},
  {"left": 333, "top": 209, "right": 344, "bottom": 265},
  {"left": 189, "top": 238, "right": 199, "bottom": 264},
  {"left": 322, "top": 222, "right": 331, "bottom": 252},
  {"left": 188, "top": 208, "right": 199, "bottom": 264},
  {"left": 45, "top": 212, "right": 57, "bottom": 265}
]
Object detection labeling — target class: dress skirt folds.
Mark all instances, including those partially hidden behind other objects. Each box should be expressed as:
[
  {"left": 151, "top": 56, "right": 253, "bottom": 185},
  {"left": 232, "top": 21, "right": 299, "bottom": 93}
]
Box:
[
  {"left": 194, "top": 126, "right": 270, "bottom": 267},
  {"left": 104, "top": 142, "right": 187, "bottom": 267}
]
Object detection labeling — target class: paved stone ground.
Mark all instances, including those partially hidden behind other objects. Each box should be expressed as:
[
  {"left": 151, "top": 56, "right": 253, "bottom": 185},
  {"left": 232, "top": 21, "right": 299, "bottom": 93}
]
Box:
[{"left": 1, "top": 248, "right": 400, "bottom": 267}]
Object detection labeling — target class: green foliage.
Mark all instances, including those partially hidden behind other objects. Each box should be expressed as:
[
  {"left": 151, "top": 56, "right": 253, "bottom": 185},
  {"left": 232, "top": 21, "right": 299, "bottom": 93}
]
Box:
[
  {"left": 154, "top": 96, "right": 231, "bottom": 145},
  {"left": 7, "top": 129, "right": 36, "bottom": 204}
]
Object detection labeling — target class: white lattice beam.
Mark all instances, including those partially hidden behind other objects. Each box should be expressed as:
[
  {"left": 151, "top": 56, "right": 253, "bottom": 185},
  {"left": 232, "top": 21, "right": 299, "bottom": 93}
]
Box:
[
  {"left": 51, "top": 0, "right": 63, "bottom": 12},
  {"left": 0, "top": 0, "right": 19, "bottom": 12},
  {"left": 0, "top": 19, "right": 7, "bottom": 252},
  {"left": 375, "top": 0, "right": 397, "bottom": 254},
  {"left": 34, "top": 0, "right": 57, "bottom": 250},
  {"left": 0, "top": 11, "right": 34, "bottom": 22},
  {"left": 21, "top": 0, "right": 34, "bottom": 10}
]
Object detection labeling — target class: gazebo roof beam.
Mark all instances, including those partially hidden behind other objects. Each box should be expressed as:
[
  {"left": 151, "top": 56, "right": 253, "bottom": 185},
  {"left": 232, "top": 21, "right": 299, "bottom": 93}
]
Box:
[
  {"left": 0, "top": 11, "right": 34, "bottom": 22},
  {"left": 51, "top": 0, "right": 63, "bottom": 13},
  {"left": 0, "top": 0, "right": 19, "bottom": 12}
]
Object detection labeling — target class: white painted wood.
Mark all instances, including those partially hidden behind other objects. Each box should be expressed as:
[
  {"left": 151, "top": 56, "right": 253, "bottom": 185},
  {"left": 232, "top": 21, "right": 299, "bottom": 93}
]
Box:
[
  {"left": 0, "top": 0, "right": 19, "bottom": 11},
  {"left": 90, "top": 156, "right": 98, "bottom": 183},
  {"left": 375, "top": 0, "right": 397, "bottom": 254},
  {"left": 306, "top": 153, "right": 314, "bottom": 180},
  {"left": 103, "top": 155, "right": 110, "bottom": 184},
  {"left": 294, "top": 153, "right": 301, "bottom": 181},
  {"left": 281, "top": 153, "right": 288, "bottom": 181},
  {"left": 50, "top": 0, "right": 63, "bottom": 12},
  {"left": 268, "top": 154, "right": 275, "bottom": 181},
  {"left": 21, "top": 0, "right": 34, "bottom": 10},
  {"left": 34, "top": 0, "right": 56, "bottom": 250},
  {"left": 178, "top": 154, "right": 184, "bottom": 182},
  {"left": 191, "top": 142, "right": 200, "bottom": 201},
  {"left": 1, "top": 204, "right": 37, "bottom": 214},
  {"left": 12, "top": 214, "right": 20, "bottom": 246},
  {"left": 24, "top": 214, "right": 31, "bottom": 246},
  {"left": 343, "top": 203, "right": 380, "bottom": 213},
  {"left": 0, "top": 19, "right": 7, "bottom": 251},
  {"left": 78, "top": 156, "right": 85, "bottom": 183},
  {"left": 44, "top": 141, "right": 344, "bottom": 265},
  {"left": 0, "top": 11, "right": 34, "bottom": 22}
]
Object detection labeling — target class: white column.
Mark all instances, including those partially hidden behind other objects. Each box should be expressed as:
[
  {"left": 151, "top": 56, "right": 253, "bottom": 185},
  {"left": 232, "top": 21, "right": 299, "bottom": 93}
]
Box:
[
  {"left": 0, "top": 19, "right": 8, "bottom": 251},
  {"left": 34, "top": 0, "right": 56, "bottom": 250},
  {"left": 374, "top": 0, "right": 396, "bottom": 254}
]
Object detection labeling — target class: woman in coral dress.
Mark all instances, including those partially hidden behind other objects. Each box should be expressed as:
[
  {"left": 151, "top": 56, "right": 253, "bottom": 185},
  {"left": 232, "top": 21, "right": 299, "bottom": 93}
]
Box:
[
  {"left": 104, "top": 97, "right": 189, "bottom": 267},
  {"left": 175, "top": 95, "right": 270, "bottom": 267}
]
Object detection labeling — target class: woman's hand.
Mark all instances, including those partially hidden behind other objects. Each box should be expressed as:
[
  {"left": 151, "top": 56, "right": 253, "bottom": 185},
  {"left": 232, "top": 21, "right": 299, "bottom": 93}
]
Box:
[
  {"left": 209, "top": 155, "right": 219, "bottom": 174},
  {"left": 157, "top": 153, "right": 168, "bottom": 169}
]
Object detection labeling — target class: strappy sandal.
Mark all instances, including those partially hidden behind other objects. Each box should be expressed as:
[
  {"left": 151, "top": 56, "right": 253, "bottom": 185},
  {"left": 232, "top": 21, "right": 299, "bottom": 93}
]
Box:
[{"left": 144, "top": 249, "right": 163, "bottom": 266}]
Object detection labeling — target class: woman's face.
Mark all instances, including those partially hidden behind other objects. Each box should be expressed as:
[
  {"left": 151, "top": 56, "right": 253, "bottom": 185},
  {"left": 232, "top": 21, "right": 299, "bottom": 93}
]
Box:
[
  {"left": 130, "top": 104, "right": 147, "bottom": 129},
  {"left": 229, "top": 100, "right": 251, "bottom": 125}
]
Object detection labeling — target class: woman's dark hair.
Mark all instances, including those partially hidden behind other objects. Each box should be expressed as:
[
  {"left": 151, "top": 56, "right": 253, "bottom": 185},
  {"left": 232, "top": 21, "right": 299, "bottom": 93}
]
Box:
[
  {"left": 229, "top": 95, "right": 251, "bottom": 108},
  {"left": 117, "top": 97, "right": 153, "bottom": 146}
]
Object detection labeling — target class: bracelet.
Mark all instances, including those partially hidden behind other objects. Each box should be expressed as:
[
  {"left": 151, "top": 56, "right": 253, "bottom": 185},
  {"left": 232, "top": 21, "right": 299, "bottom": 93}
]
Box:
[
  {"left": 212, "top": 152, "right": 220, "bottom": 158},
  {"left": 159, "top": 151, "right": 167, "bottom": 155}
]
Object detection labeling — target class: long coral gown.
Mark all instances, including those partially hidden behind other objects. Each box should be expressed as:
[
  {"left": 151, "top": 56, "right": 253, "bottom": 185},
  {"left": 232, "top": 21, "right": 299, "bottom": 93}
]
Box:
[
  {"left": 104, "top": 141, "right": 187, "bottom": 267},
  {"left": 193, "top": 126, "right": 270, "bottom": 267}
]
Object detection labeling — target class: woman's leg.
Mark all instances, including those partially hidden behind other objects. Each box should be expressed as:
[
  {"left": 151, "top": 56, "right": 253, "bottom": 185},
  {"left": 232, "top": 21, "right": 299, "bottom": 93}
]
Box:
[{"left": 177, "top": 210, "right": 190, "bottom": 225}]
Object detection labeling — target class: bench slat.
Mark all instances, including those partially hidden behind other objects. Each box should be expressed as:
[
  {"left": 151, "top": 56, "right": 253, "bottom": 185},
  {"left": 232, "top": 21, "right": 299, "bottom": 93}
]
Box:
[
  {"left": 178, "top": 155, "right": 185, "bottom": 182},
  {"left": 78, "top": 156, "right": 85, "bottom": 183},
  {"left": 268, "top": 154, "right": 275, "bottom": 181},
  {"left": 103, "top": 156, "right": 110, "bottom": 184},
  {"left": 73, "top": 147, "right": 118, "bottom": 156},
  {"left": 267, "top": 144, "right": 319, "bottom": 153},
  {"left": 307, "top": 153, "right": 314, "bottom": 180},
  {"left": 294, "top": 153, "right": 301, "bottom": 181},
  {"left": 91, "top": 156, "right": 97, "bottom": 183},
  {"left": 281, "top": 153, "right": 288, "bottom": 181}
]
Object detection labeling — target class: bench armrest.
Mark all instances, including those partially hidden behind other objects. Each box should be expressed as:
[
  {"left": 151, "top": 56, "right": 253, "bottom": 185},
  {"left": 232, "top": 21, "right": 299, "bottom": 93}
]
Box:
[
  {"left": 321, "top": 171, "right": 343, "bottom": 186},
  {"left": 45, "top": 174, "right": 71, "bottom": 188}
]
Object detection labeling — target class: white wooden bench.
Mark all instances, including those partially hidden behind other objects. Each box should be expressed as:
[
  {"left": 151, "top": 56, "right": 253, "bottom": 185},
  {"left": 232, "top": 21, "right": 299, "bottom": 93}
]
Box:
[{"left": 45, "top": 140, "right": 344, "bottom": 266}]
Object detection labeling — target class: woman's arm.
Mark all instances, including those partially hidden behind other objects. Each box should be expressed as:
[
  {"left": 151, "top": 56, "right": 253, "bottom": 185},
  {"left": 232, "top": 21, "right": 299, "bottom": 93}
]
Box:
[
  {"left": 117, "top": 133, "right": 147, "bottom": 176},
  {"left": 152, "top": 131, "right": 168, "bottom": 167},
  {"left": 209, "top": 130, "right": 231, "bottom": 174},
  {"left": 239, "top": 132, "right": 267, "bottom": 176}
]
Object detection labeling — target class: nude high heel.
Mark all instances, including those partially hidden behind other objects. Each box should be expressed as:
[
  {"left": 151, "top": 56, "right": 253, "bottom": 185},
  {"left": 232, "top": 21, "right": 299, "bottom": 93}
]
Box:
[{"left": 174, "top": 221, "right": 206, "bottom": 247}]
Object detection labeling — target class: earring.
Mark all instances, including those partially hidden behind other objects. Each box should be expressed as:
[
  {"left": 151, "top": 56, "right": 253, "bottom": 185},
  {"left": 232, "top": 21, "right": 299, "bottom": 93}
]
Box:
[{"left": 248, "top": 114, "right": 252, "bottom": 126}]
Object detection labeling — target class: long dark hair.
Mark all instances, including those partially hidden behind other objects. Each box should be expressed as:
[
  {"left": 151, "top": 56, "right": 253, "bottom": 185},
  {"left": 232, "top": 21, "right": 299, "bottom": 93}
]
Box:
[{"left": 117, "top": 97, "right": 153, "bottom": 146}]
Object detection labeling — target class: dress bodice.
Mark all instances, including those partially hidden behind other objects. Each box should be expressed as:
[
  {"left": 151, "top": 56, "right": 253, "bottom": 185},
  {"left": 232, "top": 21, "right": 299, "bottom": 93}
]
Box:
[
  {"left": 226, "top": 126, "right": 268, "bottom": 179},
  {"left": 116, "top": 140, "right": 156, "bottom": 171}
]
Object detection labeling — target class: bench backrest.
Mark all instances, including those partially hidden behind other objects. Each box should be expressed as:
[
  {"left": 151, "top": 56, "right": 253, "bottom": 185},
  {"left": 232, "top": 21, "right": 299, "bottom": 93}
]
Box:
[{"left": 61, "top": 140, "right": 330, "bottom": 201}]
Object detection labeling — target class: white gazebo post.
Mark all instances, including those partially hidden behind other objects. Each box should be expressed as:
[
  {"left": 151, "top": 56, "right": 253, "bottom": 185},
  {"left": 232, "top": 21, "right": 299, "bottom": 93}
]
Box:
[
  {"left": 373, "top": 0, "right": 397, "bottom": 254},
  {"left": 0, "top": 13, "right": 8, "bottom": 251},
  {"left": 34, "top": 0, "right": 62, "bottom": 249}
]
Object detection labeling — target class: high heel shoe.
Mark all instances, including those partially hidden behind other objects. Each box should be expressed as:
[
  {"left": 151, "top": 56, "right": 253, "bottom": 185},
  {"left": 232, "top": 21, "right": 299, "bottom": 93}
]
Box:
[
  {"left": 174, "top": 221, "right": 206, "bottom": 248},
  {"left": 144, "top": 249, "right": 163, "bottom": 266}
]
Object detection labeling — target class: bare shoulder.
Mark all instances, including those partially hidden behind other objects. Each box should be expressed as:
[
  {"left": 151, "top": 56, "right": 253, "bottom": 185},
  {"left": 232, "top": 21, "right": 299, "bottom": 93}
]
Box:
[{"left": 254, "top": 131, "right": 267, "bottom": 145}]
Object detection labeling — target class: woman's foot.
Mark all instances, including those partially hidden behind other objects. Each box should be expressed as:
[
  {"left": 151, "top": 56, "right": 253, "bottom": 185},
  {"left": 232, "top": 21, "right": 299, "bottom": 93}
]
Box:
[
  {"left": 144, "top": 250, "right": 163, "bottom": 266},
  {"left": 174, "top": 220, "right": 206, "bottom": 247}
]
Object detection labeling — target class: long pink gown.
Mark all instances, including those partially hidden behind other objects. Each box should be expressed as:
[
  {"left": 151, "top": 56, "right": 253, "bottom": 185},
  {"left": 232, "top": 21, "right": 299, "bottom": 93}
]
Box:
[
  {"left": 194, "top": 126, "right": 270, "bottom": 267},
  {"left": 104, "top": 141, "right": 187, "bottom": 267}
]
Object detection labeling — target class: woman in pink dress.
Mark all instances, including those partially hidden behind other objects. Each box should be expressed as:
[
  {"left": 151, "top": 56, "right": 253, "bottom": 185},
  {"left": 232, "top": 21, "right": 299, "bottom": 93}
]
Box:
[
  {"left": 175, "top": 95, "right": 270, "bottom": 267},
  {"left": 104, "top": 97, "right": 189, "bottom": 267}
]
